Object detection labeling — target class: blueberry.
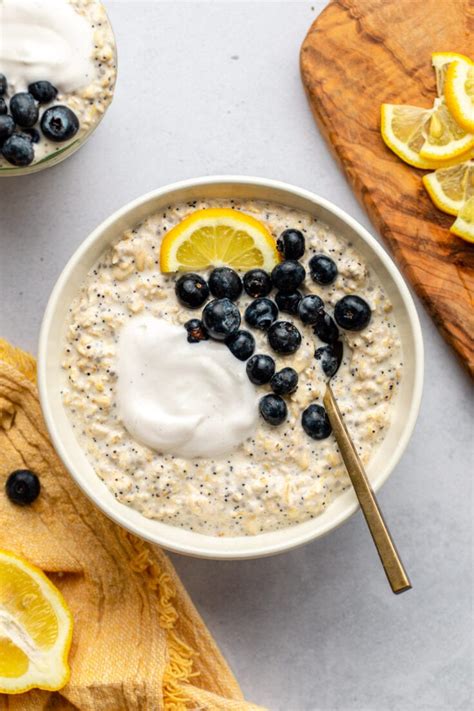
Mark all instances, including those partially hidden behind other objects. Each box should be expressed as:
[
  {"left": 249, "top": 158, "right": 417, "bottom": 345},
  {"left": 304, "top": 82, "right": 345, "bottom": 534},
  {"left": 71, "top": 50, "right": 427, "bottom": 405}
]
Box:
[
  {"left": 28, "top": 80, "right": 58, "bottom": 104},
  {"left": 270, "top": 367, "right": 298, "bottom": 395},
  {"left": 334, "top": 295, "right": 372, "bottom": 331},
  {"left": 302, "top": 404, "right": 332, "bottom": 440},
  {"left": 297, "top": 294, "right": 325, "bottom": 324},
  {"left": 315, "top": 342, "right": 343, "bottom": 378},
  {"left": 202, "top": 298, "right": 241, "bottom": 340},
  {"left": 9, "top": 92, "right": 38, "bottom": 127},
  {"left": 208, "top": 267, "right": 242, "bottom": 300},
  {"left": 2, "top": 134, "right": 34, "bottom": 166},
  {"left": 0, "top": 74, "right": 6, "bottom": 96},
  {"left": 309, "top": 255, "right": 338, "bottom": 285},
  {"left": 267, "top": 320, "right": 302, "bottom": 355},
  {"left": 41, "top": 105, "right": 79, "bottom": 141},
  {"left": 5, "top": 470, "right": 41, "bottom": 506},
  {"left": 312, "top": 311, "right": 339, "bottom": 344},
  {"left": 277, "top": 228, "right": 305, "bottom": 260},
  {"left": 246, "top": 354, "right": 275, "bottom": 385},
  {"left": 244, "top": 297, "right": 278, "bottom": 331},
  {"left": 21, "top": 128, "right": 40, "bottom": 143},
  {"left": 175, "top": 273, "right": 209, "bottom": 308},
  {"left": 243, "top": 268, "right": 272, "bottom": 298},
  {"left": 259, "top": 394, "right": 287, "bottom": 426},
  {"left": 275, "top": 290, "right": 302, "bottom": 315},
  {"left": 0, "top": 115, "right": 15, "bottom": 145},
  {"left": 0, "top": 98, "right": 7, "bottom": 115},
  {"left": 271, "top": 260, "right": 306, "bottom": 294},
  {"left": 226, "top": 330, "right": 255, "bottom": 361},
  {"left": 184, "top": 318, "right": 209, "bottom": 343}
]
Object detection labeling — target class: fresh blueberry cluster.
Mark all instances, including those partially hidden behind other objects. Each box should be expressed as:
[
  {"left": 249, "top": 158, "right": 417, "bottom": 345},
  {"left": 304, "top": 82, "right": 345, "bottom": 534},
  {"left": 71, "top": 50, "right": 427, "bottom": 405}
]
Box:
[
  {"left": 0, "top": 74, "right": 79, "bottom": 167},
  {"left": 174, "top": 227, "right": 372, "bottom": 439}
]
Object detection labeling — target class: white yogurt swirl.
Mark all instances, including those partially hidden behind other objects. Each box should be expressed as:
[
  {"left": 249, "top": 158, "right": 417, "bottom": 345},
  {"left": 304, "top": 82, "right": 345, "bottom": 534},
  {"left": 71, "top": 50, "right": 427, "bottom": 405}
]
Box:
[
  {"left": 0, "top": 0, "right": 95, "bottom": 92},
  {"left": 117, "top": 317, "right": 258, "bottom": 458}
]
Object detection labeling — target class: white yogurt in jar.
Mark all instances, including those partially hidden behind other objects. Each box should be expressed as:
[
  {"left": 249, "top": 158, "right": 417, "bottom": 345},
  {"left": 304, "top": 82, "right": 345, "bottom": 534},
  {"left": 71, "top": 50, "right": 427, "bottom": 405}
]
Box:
[
  {"left": 0, "top": 0, "right": 95, "bottom": 93},
  {"left": 117, "top": 316, "right": 258, "bottom": 459}
]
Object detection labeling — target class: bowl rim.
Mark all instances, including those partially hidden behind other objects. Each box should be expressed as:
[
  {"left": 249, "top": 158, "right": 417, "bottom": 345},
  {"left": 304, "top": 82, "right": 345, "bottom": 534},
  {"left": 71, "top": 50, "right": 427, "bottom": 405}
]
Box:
[{"left": 38, "top": 175, "right": 424, "bottom": 559}]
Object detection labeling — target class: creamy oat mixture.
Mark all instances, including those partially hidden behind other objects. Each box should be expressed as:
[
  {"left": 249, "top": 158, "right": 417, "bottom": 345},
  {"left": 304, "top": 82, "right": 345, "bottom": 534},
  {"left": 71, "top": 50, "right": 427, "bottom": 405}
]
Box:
[
  {"left": 62, "top": 199, "right": 403, "bottom": 536},
  {"left": 0, "top": 0, "right": 116, "bottom": 170}
]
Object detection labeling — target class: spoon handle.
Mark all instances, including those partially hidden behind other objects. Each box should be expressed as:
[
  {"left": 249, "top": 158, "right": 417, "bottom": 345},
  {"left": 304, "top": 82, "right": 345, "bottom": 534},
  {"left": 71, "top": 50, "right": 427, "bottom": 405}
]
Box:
[{"left": 323, "top": 383, "right": 411, "bottom": 594}]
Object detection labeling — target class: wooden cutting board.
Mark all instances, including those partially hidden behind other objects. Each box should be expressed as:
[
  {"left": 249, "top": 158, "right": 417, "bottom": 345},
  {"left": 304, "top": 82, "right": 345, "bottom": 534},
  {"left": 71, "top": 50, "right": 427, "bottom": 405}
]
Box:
[{"left": 301, "top": 0, "right": 474, "bottom": 375}]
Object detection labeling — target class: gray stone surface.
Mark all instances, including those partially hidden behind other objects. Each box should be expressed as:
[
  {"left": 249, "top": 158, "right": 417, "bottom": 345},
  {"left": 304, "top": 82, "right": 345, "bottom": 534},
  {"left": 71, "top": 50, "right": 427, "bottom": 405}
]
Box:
[{"left": 0, "top": 3, "right": 472, "bottom": 710}]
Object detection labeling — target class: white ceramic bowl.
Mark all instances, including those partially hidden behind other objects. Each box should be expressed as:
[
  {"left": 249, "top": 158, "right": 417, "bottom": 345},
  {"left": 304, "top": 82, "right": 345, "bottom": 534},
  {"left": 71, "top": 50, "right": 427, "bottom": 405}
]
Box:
[{"left": 38, "top": 176, "right": 424, "bottom": 559}]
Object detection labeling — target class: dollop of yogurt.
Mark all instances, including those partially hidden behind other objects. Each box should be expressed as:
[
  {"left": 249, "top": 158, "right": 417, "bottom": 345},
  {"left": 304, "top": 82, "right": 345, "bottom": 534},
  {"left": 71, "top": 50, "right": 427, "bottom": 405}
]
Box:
[
  {"left": 117, "top": 317, "right": 258, "bottom": 458},
  {"left": 0, "top": 0, "right": 95, "bottom": 92}
]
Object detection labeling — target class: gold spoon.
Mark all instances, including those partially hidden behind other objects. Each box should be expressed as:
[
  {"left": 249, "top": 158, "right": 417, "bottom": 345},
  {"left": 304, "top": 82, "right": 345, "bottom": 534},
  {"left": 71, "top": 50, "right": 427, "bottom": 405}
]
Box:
[{"left": 323, "top": 382, "right": 411, "bottom": 594}]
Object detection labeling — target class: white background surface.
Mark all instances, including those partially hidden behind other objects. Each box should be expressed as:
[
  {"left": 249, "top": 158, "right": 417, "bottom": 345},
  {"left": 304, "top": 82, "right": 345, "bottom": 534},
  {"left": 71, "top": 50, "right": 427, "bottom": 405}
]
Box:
[{"left": 0, "top": 2, "right": 472, "bottom": 709}]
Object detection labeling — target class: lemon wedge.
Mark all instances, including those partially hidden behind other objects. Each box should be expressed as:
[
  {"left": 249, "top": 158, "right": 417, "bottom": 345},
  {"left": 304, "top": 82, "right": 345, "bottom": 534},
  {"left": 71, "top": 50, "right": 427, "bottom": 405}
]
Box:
[
  {"left": 419, "top": 98, "right": 474, "bottom": 161},
  {"left": 160, "top": 208, "right": 280, "bottom": 272},
  {"left": 450, "top": 195, "right": 474, "bottom": 243},
  {"left": 381, "top": 102, "right": 473, "bottom": 169},
  {"left": 423, "top": 160, "right": 474, "bottom": 215},
  {"left": 445, "top": 57, "right": 474, "bottom": 133},
  {"left": 0, "top": 549, "right": 73, "bottom": 694},
  {"left": 432, "top": 51, "right": 473, "bottom": 96}
]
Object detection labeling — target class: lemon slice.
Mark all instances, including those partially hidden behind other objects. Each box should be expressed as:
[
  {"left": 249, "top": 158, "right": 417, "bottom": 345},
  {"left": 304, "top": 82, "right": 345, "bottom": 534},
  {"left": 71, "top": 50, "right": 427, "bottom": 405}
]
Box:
[
  {"left": 381, "top": 102, "right": 472, "bottom": 169},
  {"left": 432, "top": 51, "right": 472, "bottom": 96},
  {"left": 423, "top": 160, "right": 474, "bottom": 215},
  {"left": 450, "top": 195, "right": 474, "bottom": 243},
  {"left": 160, "top": 208, "right": 280, "bottom": 272},
  {"left": 445, "top": 58, "right": 474, "bottom": 133},
  {"left": 419, "top": 97, "right": 474, "bottom": 161},
  {"left": 0, "top": 549, "right": 73, "bottom": 694}
]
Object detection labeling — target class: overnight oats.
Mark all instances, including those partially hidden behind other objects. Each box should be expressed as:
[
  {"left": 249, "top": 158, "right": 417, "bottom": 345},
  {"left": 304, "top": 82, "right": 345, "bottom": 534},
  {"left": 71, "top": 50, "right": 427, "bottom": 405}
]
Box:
[
  {"left": 61, "top": 200, "right": 403, "bottom": 536},
  {"left": 0, "top": 0, "right": 116, "bottom": 174}
]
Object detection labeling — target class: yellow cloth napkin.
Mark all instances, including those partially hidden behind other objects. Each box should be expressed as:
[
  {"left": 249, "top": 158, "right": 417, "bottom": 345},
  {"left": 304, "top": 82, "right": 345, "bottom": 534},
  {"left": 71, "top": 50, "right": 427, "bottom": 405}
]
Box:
[{"left": 0, "top": 340, "right": 265, "bottom": 711}]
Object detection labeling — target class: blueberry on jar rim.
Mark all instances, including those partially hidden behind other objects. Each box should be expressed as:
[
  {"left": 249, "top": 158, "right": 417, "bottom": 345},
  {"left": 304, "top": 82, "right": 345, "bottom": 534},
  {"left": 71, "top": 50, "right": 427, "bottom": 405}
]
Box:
[
  {"left": 9, "top": 92, "right": 39, "bottom": 128},
  {"left": 0, "top": 74, "right": 6, "bottom": 96},
  {"left": 41, "top": 105, "right": 79, "bottom": 142},
  {"left": 275, "top": 290, "right": 302, "bottom": 315},
  {"left": 277, "top": 228, "right": 306, "bottom": 260},
  {"left": 244, "top": 297, "right": 278, "bottom": 331},
  {"left": 267, "top": 320, "right": 302, "bottom": 355},
  {"left": 226, "top": 329, "right": 255, "bottom": 361},
  {"left": 312, "top": 311, "right": 339, "bottom": 344},
  {"left": 270, "top": 367, "right": 298, "bottom": 395},
  {"left": 208, "top": 267, "right": 242, "bottom": 301},
  {"left": 243, "top": 268, "right": 272, "bottom": 298},
  {"left": 202, "top": 298, "right": 241, "bottom": 340},
  {"left": 2, "top": 134, "right": 34, "bottom": 166},
  {"left": 246, "top": 353, "right": 275, "bottom": 385},
  {"left": 302, "top": 404, "right": 332, "bottom": 440},
  {"left": 271, "top": 260, "right": 306, "bottom": 294},
  {"left": 21, "top": 128, "right": 41, "bottom": 143},
  {"left": 314, "top": 342, "right": 343, "bottom": 378},
  {"left": 0, "top": 115, "right": 15, "bottom": 144},
  {"left": 297, "top": 294, "right": 324, "bottom": 325},
  {"left": 334, "top": 295, "right": 372, "bottom": 331},
  {"left": 28, "top": 80, "right": 58, "bottom": 104},
  {"left": 175, "top": 273, "right": 209, "bottom": 308},
  {"left": 259, "top": 394, "right": 287, "bottom": 426},
  {"left": 184, "top": 318, "right": 209, "bottom": 343},
  {"left": 309, "top": 254, "right": 338, "bottom": 285},
  {"left": 6, "top": 470, "right": 41, "bottom": 506}
]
